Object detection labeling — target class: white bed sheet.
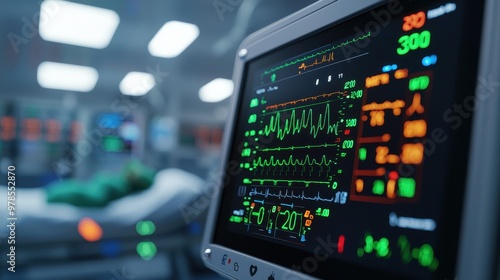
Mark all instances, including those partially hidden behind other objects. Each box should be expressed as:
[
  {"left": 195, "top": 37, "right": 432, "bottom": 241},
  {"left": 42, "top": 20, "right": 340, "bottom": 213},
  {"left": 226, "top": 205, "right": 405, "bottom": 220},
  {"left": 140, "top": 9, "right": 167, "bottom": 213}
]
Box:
[{"left": 0, "top": 168, "right": 205, "bottom": 244}]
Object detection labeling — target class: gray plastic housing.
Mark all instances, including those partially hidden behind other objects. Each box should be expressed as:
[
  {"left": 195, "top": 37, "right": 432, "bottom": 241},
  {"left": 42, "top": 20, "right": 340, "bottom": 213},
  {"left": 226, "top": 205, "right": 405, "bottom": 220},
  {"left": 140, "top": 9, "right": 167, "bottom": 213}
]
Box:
[{"left": 201, "top": 0, "right": 500, "bottom": 279}]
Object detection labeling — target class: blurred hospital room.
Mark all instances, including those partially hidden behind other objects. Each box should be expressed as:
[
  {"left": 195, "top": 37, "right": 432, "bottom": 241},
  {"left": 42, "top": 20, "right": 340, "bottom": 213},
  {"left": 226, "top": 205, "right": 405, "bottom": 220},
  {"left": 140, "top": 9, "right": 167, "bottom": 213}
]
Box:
[{"left": 0, "top": 0, "right": 316, "bottom": 279}]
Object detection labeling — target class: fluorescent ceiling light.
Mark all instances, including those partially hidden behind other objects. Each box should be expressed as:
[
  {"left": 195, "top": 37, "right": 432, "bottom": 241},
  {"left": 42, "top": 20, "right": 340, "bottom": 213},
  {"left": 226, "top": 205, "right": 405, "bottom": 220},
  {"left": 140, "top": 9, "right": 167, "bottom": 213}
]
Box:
[
  {"left": 37, "top": 61, "right": 99, "bottom": 92},
  {"left": 199, "top": 78, "right": 234, "bottom": 103},
  {"left": 148, "top": 21, "right": 200, "bottom": 58},
  {"left": 39, "top": 0, "right": 120, "bottom": 49},
  {"left": 119, "top": 72, "right": 156, "bottom": 96}
]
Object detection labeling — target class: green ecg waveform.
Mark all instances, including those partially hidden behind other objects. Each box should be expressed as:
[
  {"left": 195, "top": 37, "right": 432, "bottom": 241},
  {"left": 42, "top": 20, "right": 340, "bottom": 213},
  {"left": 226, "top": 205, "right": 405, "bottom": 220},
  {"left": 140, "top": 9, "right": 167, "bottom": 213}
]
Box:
[
  {"left": 253, "top": 154, "right": 334, "bottom": 168},
  {"left": 251, "top": 178, "right": 331, "bottom": 187},
  {"left": 261, "top": 32, "right": 371, "bottom": 77},
  {"left": 263, "top": 103, "right": 340, "bottom": 140}
]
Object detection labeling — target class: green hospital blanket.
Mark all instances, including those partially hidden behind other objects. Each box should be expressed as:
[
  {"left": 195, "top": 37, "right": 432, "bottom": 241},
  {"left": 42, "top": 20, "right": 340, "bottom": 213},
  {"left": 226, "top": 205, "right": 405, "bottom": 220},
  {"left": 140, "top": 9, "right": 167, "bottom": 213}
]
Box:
[{"left": 46, "top": 160, "right": 156, "bottom": 207}]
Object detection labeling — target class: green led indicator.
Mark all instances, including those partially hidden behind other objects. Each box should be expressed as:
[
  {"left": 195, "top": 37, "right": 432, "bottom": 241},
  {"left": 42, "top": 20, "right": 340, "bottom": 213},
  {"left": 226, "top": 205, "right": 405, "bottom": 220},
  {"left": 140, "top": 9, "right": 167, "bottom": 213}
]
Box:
[
  {"left": 136, "top": 220, "right": 156, "bottom": 236},
  {"left": 250, "top": 98, "right": 259, "bottom": 108},
  {"left": 409, "top": 76, "right": 430, "bottom": 91},
  {"left": 357, "top": 248, "right": 364, "bottom": 257},
  {"left": 244, "top": 163, "right": 250, "bottom": 168},
  {"left": 359, "top": 148, "right": 367, "bottom": 161},
  {"left": 241, "top": 148, "right": 251, "bottom": 157},
  {"left": 418, "top": 244, "right": 434, "bottom": 267},
  {"left": 243, "top": 178, "right": 252, "bottom": 184},
  {"left": 398, "top": 235, "right": 439, "bottom": 271},
  {"left": 376, "top": 238, "right": 390, "bottom": 258},
  {"left": 364, "top": 235, "right": 374, "bottom": 253},
  {"left": 248, "top": 114, "right": 257, "bottom": 124},
  {"left": 229, "top": 216, "right": 243, "bottom": 223},
  {"left": 243, "top": 201, "right": 250, "bottom": 206},
  {"left": 270, "top": 73, "right": 277, "bottom": 82},
  {"left": 360, "top": 234, "right": 391, "bottom": 259},
  {"left": 245, "top": 131, "right": 249, "bottom": 137},
  {"left": 137, "top": 241, "right": 157, "bottom": 261},
  {"left": 373, "top": 180, "right": 385, "bottom": 195},
  {"left": 398, "top": 178, "right": 416, "bottom": 198},
  {"left": 249, "top": 130, "right": 256, "bottom": 136},
  {"left": 102, "top": 136, "right": 124, "bottom": 152}
]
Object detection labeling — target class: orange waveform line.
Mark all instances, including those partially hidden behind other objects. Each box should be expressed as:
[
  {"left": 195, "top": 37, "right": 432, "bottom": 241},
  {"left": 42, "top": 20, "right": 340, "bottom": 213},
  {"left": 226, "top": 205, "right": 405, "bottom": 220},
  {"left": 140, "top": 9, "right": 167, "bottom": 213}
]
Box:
[
  {"left": 354, "top": 167, "right": 386, "bottom": 177},
  {"left": 358, "top": 133, "right": 391, "bottom": 144},
  {"left": 266, "top": 91, "right": 346, "bottom": 111},
  {"left": 298, "top": 52, "right": 335, "bottom": 72}
]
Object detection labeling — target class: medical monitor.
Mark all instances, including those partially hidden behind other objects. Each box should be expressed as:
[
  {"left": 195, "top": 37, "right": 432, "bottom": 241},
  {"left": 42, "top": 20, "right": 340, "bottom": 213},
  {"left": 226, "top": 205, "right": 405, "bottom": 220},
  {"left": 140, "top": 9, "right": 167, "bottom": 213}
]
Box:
[{"left": 202, "top": 0, "right": 500, "bottom": 279}]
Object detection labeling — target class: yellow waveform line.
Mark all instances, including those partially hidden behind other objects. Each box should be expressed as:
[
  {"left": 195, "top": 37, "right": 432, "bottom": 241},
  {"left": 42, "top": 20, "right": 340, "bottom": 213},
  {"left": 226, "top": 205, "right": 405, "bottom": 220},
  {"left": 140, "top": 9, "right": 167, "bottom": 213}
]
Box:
[
  {"left": 265, "top": 91, "right": 346, "bottom": 111},
  {"left": 298, "top": 52, "right": 335, "bottom": 72}
]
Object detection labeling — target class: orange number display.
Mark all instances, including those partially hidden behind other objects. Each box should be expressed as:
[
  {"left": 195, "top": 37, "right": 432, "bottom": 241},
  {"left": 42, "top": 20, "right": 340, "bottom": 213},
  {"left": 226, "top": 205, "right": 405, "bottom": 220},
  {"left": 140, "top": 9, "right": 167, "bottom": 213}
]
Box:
[{"left": 402, "top": 11, "right": 426, "bottom": 31}]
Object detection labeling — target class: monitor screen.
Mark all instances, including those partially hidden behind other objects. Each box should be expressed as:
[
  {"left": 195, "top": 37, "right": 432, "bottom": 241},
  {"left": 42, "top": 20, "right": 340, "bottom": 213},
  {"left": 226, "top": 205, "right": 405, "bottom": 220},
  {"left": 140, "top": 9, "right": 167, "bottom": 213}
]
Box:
[{"left": 209, "top": 0, "right": 484, "bottom": 279}]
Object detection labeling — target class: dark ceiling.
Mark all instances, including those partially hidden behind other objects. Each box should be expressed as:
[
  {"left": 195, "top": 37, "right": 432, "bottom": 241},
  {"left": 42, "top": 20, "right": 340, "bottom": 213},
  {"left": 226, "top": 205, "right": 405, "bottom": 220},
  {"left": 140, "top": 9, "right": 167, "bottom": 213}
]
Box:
[{"left": 0, "top": 0, "right": 318, "bottom": 121}]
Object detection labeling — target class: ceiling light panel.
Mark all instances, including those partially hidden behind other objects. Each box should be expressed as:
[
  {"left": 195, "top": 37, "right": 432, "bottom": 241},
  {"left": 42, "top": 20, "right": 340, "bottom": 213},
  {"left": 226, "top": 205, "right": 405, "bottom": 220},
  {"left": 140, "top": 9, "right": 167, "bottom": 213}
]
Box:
[
  {"left": 199, "top": 78, "right": 234, "bottom": 103},
  {"left": 39, "top": 0, "right": 120, "bottom": 49},
  {"left": 119, "top": 72, "right": 156, "bottom": 96},
  {"left": 37, "top": 61, "right": 99, "bottom": 92},
  {"left": 148, "top": 21, "right": 200, "bottom": 58}
]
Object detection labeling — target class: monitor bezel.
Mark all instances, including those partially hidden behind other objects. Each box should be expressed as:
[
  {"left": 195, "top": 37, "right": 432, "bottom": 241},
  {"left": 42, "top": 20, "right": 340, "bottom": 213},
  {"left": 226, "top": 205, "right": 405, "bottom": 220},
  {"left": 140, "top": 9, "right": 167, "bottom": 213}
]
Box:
[{"left": 201, "top": 0, "right": 496, "bottom": 279}]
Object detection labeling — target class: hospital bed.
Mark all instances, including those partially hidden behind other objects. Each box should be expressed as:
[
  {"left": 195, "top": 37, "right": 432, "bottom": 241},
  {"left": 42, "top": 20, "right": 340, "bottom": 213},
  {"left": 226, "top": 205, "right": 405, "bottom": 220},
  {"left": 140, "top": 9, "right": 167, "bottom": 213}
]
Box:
[{"left": 0, "top": 168, "right": 209, "bottom": 279}]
